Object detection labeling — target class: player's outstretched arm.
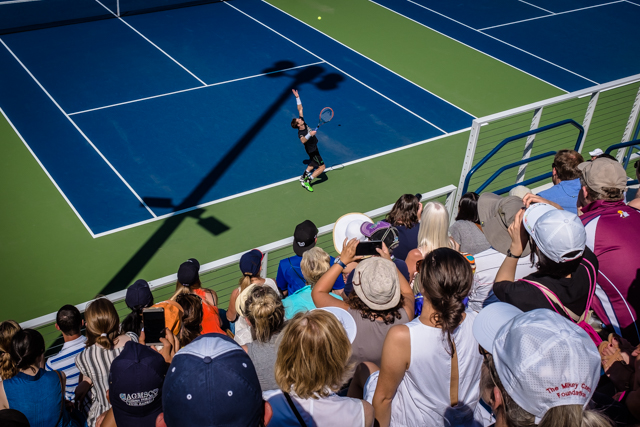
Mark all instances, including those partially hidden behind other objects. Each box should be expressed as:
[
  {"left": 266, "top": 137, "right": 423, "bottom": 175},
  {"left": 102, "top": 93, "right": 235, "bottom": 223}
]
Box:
[{"left": 292, "top": 89, "right": 303, "bottom": 117}]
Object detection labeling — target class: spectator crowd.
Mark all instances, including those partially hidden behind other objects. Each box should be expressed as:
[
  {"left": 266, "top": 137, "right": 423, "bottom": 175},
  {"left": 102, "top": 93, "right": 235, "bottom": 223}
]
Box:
[{"left": 0, "top": 150, "right": 639, "bottom": 427}]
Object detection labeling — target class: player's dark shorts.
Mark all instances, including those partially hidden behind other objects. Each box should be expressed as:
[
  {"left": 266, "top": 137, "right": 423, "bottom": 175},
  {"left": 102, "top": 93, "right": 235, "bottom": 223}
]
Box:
[{"left": 307, "top": 150, "right": 324, "bottom": 168}]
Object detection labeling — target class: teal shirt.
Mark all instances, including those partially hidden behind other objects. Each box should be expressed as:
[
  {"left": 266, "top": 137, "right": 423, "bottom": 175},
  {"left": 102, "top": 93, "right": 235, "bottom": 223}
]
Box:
[{"left": 283, "top": 286, "right": 343, "bottom": 319}]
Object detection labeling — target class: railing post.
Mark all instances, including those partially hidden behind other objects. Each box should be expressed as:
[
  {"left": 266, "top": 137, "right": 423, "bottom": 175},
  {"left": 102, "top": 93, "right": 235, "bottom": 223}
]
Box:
[
  {"left": 579, "top": 91, "right": 599, "bottom": 153},
  {"left": 617, "top": 85, "right": 640, "bottom": 163},
  {"left": 516, "top": 107, "right": 543, "bottom": 183},
  {"left": 261, "top": 252, "right": 269, "bottom": 279},
  {"left": 453, "top": 121, "right": 481, "bottom": 222}
]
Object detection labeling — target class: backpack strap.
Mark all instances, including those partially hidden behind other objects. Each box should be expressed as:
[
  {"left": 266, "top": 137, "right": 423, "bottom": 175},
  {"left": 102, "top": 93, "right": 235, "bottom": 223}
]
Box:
[
  {"left": 520, "top": 280, "right": 580, "bottom": 322},
  {"left": 284, "top": 392, "right": 307, "bottom": 427},
  {"left": 449, "top": 342, "right": 459, "bottom": 407},
  {"left": 54, "top": 370, "right": 65, "bottom": 426},
  {"left": 288, "top": 258, "right": 307, "bottom": 285}
]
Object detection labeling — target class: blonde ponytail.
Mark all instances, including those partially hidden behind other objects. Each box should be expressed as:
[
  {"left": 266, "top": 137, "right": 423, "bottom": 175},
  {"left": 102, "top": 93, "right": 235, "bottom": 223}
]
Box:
[
  {"left": 238, "top": 274, "right": 253, "bottom": 293},
  {"left": 245, "top": 286, "right": 285, "bottom": 343}
]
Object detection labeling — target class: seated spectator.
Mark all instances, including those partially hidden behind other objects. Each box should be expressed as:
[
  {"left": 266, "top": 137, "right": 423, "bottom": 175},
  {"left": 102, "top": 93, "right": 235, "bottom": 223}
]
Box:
[
  {"left": 312, "top": 239, "right": 413, "bottom": 367},
  {"left": 473, "top": 303, "right": 610, "bottom": 427},
  {"left": 577, "top": 157, "right": 640, "bottom": 345},
  {"left": 450, "top": 192, "right": 490, "bottom": 255},
  {"left": 0, "top": 409, "right": 30, "bottom": 427},
  {"left": 598, "top": 334, "right": 640, "bottom": 422},
  {"left": 469, "top": 194, "right": 537, "bottom": 312},
  {"left": 242, "top": 286, "right": 286, "bottom": 392},
  {"left": 362, "top": 248, "right": 483, "bottom": 427},
  {"left": 536, "top": 149, "right": 584, "bottom": 214},
  {"left": 277, "top": 220, "right": 344, "bottom": 297},
  {"left": 174, "top": 293, "right": 203, "bottom": 348},
  {"left": 45, "top": 305, "right": 87, "bottom": 403},
  {"left": 0, "top": 320, "right": 21, "bottom": 380},
  {"left": 158, "top": 334, "right": 273, "bottom": 427},
  {"left": 266, "top": 310, "right": 374, "bottom": 427},
  {"left": 75, "top": 298, "right": 138, "bottom": 427},
  {"left": 283, "top": 246, "right": 342, "bottom": 318},
  {"left": 226, "top": 249, "right": 279, "bottom": 345},
  {"left": 494, "top": 203, "right": 598, "bottom": 324},
  {"left": 589, "top": 148, "right": 604, "bottom": 160},
  {"left": 384, "top": 193, "right": 422, "bottom": 261},
  {"left": 121, "top": 280, "right": 154, "bottom": 337},
  {"left": 405, "top": 201, "right": 452, "bottom": 281},
  {"left": 170, "top": 258, "right": 224, "bottom": 336},
  {"left": 0, "top": 329, "right": 82, "bottom": 427},
  {"left": 628, "top": 160, "right": 640, "bottom": 209}
]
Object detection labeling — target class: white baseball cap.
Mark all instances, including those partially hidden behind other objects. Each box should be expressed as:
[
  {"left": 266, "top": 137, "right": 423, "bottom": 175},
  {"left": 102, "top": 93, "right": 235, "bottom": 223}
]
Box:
[
  {"left": 333, "top": 213, "right": 372, "bottom": 254},
  {"left": 588, "top": 148, "right": 604, "bottom": 157},
  {"left": 473, "top": 303, "right": 601, "bottom": 422},
  {"left": 522, "top": 203, "right": 586, "bottom": 263},
  {"left": 316, "top": 306, "right": 357, "bottom": 343}
]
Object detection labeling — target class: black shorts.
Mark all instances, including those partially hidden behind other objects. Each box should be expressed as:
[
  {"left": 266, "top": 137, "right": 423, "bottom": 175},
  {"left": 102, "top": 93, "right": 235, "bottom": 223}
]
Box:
[{"left": 307, "top": 150, "right": 324, "bottom": 168}]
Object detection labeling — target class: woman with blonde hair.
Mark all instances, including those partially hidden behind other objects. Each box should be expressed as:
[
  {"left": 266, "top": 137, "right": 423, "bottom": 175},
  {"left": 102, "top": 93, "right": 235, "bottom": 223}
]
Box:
[
  {"left": 265, "top": 310, "right": 374, "bottom": 426},
  {"left": 405, "top": 201, "right": 452, "bottom": 280},
  {"left": 170, "top": 258, "right": 224, "bottom": 335},
  {"left": 0, "top": 320, "right": 21, "bottom": 380},
  {"left": 226, "top": 249, "right": 279, "bottom": 345},
  {"left": 75, "top": 298, "right": 137, "bottom": 427},
  {"left": 241, "top": 286, "right": 286, "bottom": 391}
]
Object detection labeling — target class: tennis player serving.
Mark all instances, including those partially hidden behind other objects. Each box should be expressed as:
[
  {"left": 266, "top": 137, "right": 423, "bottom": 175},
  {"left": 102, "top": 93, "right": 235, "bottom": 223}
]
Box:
[{"left": 291, "top": 89, "right": 326, "bottom": 192}]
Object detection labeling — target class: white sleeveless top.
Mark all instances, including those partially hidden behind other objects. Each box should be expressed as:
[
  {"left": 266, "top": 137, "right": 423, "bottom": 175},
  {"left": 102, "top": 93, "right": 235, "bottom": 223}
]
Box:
[
  {"left": 265, "top": 389, "right": 365, "bottom": 427},
  {"left": 390, "top": 311, "right": 483, "bottom": 427}
]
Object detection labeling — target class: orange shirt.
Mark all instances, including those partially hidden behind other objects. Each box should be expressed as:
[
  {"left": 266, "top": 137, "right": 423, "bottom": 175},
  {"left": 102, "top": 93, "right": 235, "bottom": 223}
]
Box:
[{"left": 193, "top": 288, "right": 225, "bottom": 335}]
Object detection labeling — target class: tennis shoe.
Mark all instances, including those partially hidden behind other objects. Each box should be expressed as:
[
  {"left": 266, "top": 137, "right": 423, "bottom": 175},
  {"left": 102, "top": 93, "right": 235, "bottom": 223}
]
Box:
[{"left": 303, "top": 181, "right": 314, "bottom": 192}]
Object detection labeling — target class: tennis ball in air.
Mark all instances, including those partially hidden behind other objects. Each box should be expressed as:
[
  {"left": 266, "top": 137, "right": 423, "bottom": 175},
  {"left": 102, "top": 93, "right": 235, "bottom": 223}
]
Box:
[{"left": 318, "top": 16, "right": 321, "bottom": 20}]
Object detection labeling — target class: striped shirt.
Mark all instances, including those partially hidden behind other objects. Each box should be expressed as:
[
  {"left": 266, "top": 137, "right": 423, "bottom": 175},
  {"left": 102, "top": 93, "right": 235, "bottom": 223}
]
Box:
[{"left": 45, "top": 335, "right": 87, "bottom": 401}]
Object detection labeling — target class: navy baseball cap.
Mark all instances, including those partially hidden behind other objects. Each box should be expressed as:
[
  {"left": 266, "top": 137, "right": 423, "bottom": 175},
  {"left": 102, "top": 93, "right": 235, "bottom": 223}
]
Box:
[
  {"left": 177, "top": 259, "right": 200, "bottom": 286},
  {"left": 239, "top": 249, "right": 263, "bottom": 277},
  {"left": 162, "top": 334, "right": 263, "bottom": 427},
  {"left": 109, "top": 342, "right": 167, "bottom": 427},
  {"left": 125, "top": 279, "right": 153, "bottom": 309}
]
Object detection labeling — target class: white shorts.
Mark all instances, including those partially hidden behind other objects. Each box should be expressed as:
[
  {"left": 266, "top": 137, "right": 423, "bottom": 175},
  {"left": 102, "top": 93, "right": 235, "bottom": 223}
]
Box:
[{"left": 362, "top": 370, "right": 380, "bottom": 404}]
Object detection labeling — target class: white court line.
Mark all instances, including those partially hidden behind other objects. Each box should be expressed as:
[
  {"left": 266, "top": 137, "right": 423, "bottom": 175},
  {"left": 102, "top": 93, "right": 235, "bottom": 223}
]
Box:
[
  {"left": 397, "top": 0, "right": 599, "bottom": 85},
  {"left": 261, "top": 1, "right": 476, "bottom": 119},
  {"left": 517, "top": 0, "right": 554, "bottom": 14},
  {"left": 93, "top": 126, "right": 472, "bottom": 237},
  {"left": 93, "top": 0, "right": 207, "bottom": 86},
  {"left": 0, "top": 38, "right": 158, "bottom": 220},
  {"left": 225, "top": 2, "right": 448, "bottom": 134},
  {"left": 69, "top": 61, "right": 324, "bottom": 115},
  {"left": 480, "top": 0, "right": 624, "bottom": 30},
  {"left": 0, "top": 0, "right": 40, "bottom": 4},
  {"left": 0, "top": 107, "right": 96, "bottom": 237},
  {"left": 626, "top": 0, "right": 640, "bottom": 6}
]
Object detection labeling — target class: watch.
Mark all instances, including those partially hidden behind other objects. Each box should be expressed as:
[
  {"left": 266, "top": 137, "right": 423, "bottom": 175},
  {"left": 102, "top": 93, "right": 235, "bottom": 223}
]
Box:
[
  {"left": 506, "top": 249, "right": 523, "bottom": 259},
  {"left": 335, "top": 258, "right": 347, "bottom": 269}
]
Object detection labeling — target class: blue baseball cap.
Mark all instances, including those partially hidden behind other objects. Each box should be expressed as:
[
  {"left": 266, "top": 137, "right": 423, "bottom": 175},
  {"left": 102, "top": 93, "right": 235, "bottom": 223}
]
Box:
[
  {"left": 239, "top": 249, "right": 263, "bottom": 277},
  {"left": 109, "top": 342, "right": 167, "bottom": 427},
  {"left": 162, "top": 334, "right": 263, "bottom": 427},
  {"left": 125, "top": 279, "right": 153, "bottom": 309}
]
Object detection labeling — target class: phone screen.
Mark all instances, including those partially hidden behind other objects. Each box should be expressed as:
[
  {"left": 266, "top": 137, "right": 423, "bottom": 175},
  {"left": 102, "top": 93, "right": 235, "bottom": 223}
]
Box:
[
  {"left": 143, "top": 308, "right": 165, "bottom": 345},
  {"left": 355, "top": 240, "right": 383, "bottom": 256}
]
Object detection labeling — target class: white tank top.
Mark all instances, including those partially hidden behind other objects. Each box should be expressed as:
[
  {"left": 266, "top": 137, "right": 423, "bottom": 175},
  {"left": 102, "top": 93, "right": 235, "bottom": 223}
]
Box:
[
  {"left": 265, "top": 390, "right": 365, "bottom": 427},
  {"left": 390, "top": 311, "right": 483, "bottom": 427}
]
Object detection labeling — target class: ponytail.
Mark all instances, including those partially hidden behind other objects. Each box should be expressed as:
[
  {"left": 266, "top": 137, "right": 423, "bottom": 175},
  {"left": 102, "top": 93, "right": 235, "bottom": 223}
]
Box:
[
  {"left": 238, "top": 274, "right": 253, "bottom": 293},
  {"left": 84, "top": 298, "right": 120, "bottom": 349},
  {"left": 175, "top": 293, "right": 203, "bottom": 348},
  {"left": 245, "top": 286, "right": 285, "bottom": 343},
  {"left": 0, "top": 320, "right": 21, "bottom": 379},
  {"left": 120, "top": 307, "right": 144, "bottom": 336}
]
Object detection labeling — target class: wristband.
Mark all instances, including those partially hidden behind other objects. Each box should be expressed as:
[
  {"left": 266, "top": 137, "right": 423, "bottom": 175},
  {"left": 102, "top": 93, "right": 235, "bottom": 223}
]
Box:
[
  {"left": 335, "top": 258, "right": 347, "bottom": 269},
  {"left": 506, "top": 249, "right": 523, "bottom": 259},
  {"left": 296, "top": 97, "right": 302, "bottom": 105},
  {"left": 305, "top": 132, "right": 311, "bottom": 140}
]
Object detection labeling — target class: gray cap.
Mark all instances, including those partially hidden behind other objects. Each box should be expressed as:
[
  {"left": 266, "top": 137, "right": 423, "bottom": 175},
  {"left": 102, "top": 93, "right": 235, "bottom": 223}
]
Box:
[
  {"left": 577, "top": 157, "right": 627, "bottom": 194},
  {"left": 478, "top": 193, "right": 531, "bottom": 257}
]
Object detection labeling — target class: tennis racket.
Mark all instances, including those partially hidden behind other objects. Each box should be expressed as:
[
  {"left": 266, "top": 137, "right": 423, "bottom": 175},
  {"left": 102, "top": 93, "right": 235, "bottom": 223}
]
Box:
[{"left": 314, "top": 107, "right": 334, "bottom": 131}]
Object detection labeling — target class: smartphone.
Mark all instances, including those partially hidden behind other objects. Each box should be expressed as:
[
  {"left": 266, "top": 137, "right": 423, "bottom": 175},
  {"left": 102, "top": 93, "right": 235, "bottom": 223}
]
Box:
[
  {"left": 142, "top": 308, "right": 165, "bottom": 346},
  {"left": 355, "top": 240, "right": 383, "bottom": 256}
]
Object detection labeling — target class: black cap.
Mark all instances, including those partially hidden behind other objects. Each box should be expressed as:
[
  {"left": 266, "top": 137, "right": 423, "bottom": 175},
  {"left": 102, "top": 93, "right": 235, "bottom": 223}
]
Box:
[
  {"left": 293, "top": 220, "right": 318, "bottom": 257},
  {"left": 177, "top": 258, "right": 200, "bottom": 286},
  {"left": 125, "top": 279, "right": 153, "bottom": 309}
]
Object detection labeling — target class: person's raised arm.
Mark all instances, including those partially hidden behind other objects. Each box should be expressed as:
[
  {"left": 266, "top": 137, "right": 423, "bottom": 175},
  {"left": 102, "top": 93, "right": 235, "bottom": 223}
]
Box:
[
  {"left": 311, "top": 238, "right": 361, "bottom": 310},
  {"left": 495, "top": 208, "right": 527, "bottom": 283},
  {"left": 377, "top": 243, "right": 414, "bottom": 320},
  {"left": 292, "top": 89, "right": 303, "bottom": 117},
  {"left": 522, "top": 193, "right": 562, "bottom": 210}
]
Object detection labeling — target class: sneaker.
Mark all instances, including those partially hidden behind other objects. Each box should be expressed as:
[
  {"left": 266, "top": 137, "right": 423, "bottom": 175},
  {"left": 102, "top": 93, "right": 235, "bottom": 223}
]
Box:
[
  {"left": 303, "top": 181, "right": 314, "bottom": 192},
  {"left": 299, "top": 176, "right": 307, "bottom": 187}
]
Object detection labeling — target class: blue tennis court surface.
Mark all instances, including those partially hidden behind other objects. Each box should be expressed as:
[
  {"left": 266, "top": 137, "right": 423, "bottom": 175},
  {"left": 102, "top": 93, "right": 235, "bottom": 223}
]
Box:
[
  {"left": 371, "top": 0, "right": 640, "bottom": 91},
  {"left": 0, "top": 0, "right": 472, "bottom": 236}
]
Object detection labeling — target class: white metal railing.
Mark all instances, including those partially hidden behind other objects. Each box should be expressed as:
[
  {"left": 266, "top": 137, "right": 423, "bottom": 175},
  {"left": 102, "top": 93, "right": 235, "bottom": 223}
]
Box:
[{"left": 22, "top": 184, "right": 457, "bottom": 331}]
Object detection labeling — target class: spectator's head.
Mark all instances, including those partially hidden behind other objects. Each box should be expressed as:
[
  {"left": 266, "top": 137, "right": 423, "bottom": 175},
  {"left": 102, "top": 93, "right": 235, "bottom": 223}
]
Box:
[
  {"left": 0, "top": 409, "right": 30, "bottom": 427},
  {"left": 333, "top": 213, "right": 371, "bottom": 254},
  {"left": 108, "top": 341, "right": 167, "bottom": 427},
  {"left": 238, "top": 249, "right": 264, "bottom": 294},
  {"left": 455, "top": 192, "right": 480, "bottom": 223},
  {"left": 417, "top": 248, "right": 473, "bottom": 354},
  {"left": 293, "top": 220, "right": 318, "bottom": 257},
  {"left": 171, "top": 259, "right": 201, "bottom": 300},
  {"left": 85, "top": 298, "right": 120, "bottom": 350},
  {"left": 0, "top": 320, "right": 21, "bottom": 379},
  {"left": 245, "top": 286, "right": 286, "bottom": 343},
  {"left": 275, "top": 310, "right": 352, "bottom": 399},
  {"left": 578, "top": 157, "right": 627, "bottom": 205},
  {"left": 345, "top": 257, "right": 404, "bottom": 324},
  {"left": 10, "top": 329, "right": 45, "bottom": 373},
  {"left": 122, "top": 280, "right": 154, "bottom": 337},
  {"left": 300, "top": 247, "right": 331, "bottom": 287},
  {"left": 588, "top": 148, "right": 604, "bottom": 160},
  {"left": 385, "top": 193, "right": 422, "bottom": 228},
  {"left": 417, "top": 201, "right": 451, "bottom": 254},
  {"left": 160, "top": 334, "right": 271, "bottom": 427},
  {"left": 175, "top": 293, "right": 203, "bottom": 348},
  {"left": 473, "top": 304, "right": 607, "bottom": 427},
  {"left": 55, "top": 304, "right": 82, "bottom": 337},
  {"left": 361, "top": 221, "right": 400, "bottom": 254},
  {"left": 551, "top": 150, "right": 584, "bottom": 183},
  {"left": 478, "top": 193, "right": 531, "bottom": 257},
  {"left": 523, "top": 204, "right": 586, "bottom": 278}
]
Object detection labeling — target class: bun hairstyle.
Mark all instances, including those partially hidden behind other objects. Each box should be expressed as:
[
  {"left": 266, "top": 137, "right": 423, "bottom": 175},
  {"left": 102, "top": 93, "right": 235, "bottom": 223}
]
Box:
[
  {"left": 84, "top": 298, "right": 120, "bottom": 350},
  {"left": 0, "top": 320, "right": 21, "bottom": 379},
  {"left": 175, "top": 293, "right": 203, "bottom": 348},
  {"left": 244, "top": 286, "right": 285, "bottom": 343},
  {"left": 10, "top": 329, "right": 45, "bottom": 372},
  {"left": 418, "top": 247, "right": 473, "bottom": 354}
]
